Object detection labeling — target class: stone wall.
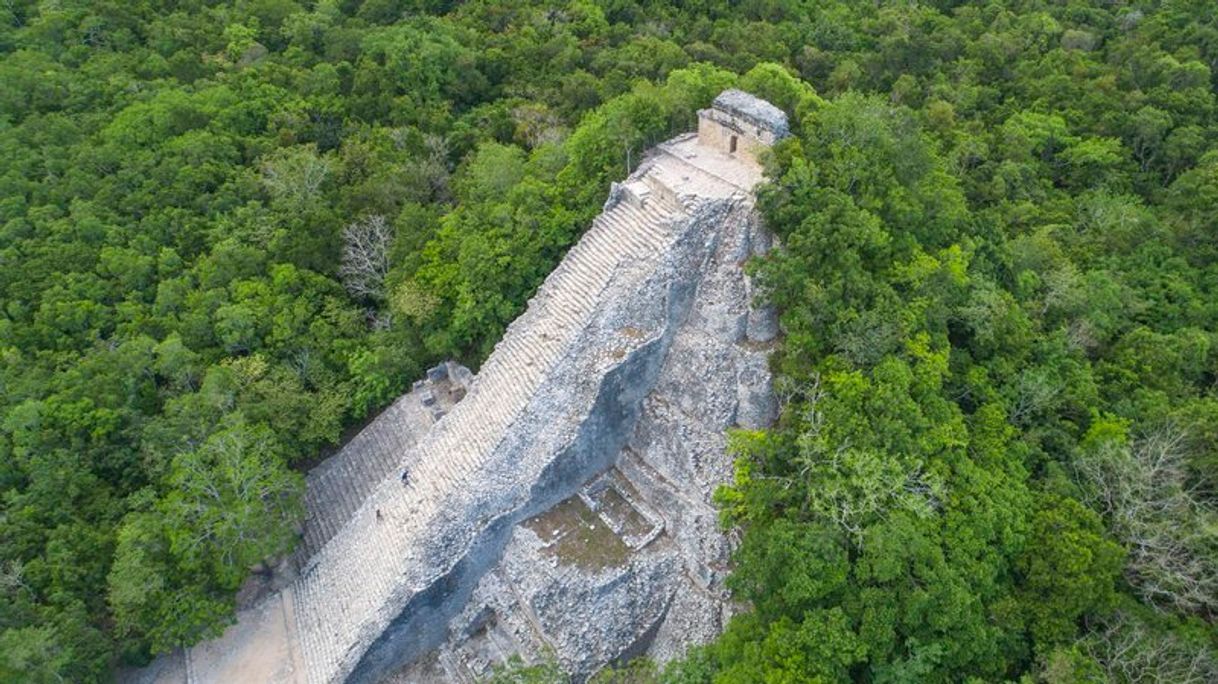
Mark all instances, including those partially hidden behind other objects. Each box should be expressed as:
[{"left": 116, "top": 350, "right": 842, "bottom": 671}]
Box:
[{"left": 696, "top": 89, "right": 790, "bottom": 163}]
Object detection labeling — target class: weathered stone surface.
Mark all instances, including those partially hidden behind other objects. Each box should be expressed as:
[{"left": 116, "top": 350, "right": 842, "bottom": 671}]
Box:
[
  {"left": 712, "top": 89, "right": 790, "bottom": 138},
  {"left": 387, "top": 123, "right": 774, "bottom": 683},
  {"left": 126, "top": 91, "right": 779, "bottom": 684}
]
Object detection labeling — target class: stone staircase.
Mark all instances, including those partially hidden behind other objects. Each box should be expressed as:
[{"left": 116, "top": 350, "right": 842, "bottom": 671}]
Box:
[
  {"left": 289, "top": 196, "right": 686, "bottom": 683},
  {"left": 296, "top": 395, "right": 433, "bottom": 560}
]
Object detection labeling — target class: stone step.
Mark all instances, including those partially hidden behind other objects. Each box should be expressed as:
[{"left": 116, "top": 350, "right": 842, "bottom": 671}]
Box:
[
  {"left": 623, "top": 222, "right": 668, "bottom": 256},
  {"left": 309, "top": 487, "right": 338, "bottom": 541},
  {"left": 620, "top": 202, "right": 670, "bottom": 236},
  {"left": 564, "top": 258, "right": 598, "bottom": 294},
  {"left": 297, "top": 400, "right": 437, "bottom": 559},
  {"left": 306, "top": 509, "right": 329, "bottom": 552},
  {"left": 313, "top": 571, "right": 347, "bottom": 624},
  {"left": 351, "top": 466, "right": 376, "bottom": 504},
  {"left": 367, "top": 423, "right": 391, "bottom": 458},
  {"left": 297, "top": 579, "right": 337, "bottom": 683},
  {"left": 625, "top": 198, "right": 673, "bottom": 227},
  {"left": 291, "top": 582, "right": 317, "bottom": 675},
  {"left": 572, "top": 264, "right": 606, "bottom": 300},
  {"left": 304, "top": 519, "right": 327, "bottom": 558},
  {"left": 611, "top": 226, "right": 649, "bottom": 259},
  {"left": 563, "top": 275, "right": 600, "bottom": 310},
  {"left": 335, "top": 461, "right": 358, "bottom": 517},
  {"left": 377, "top": 440, "right": 400, "bottom": 474}
]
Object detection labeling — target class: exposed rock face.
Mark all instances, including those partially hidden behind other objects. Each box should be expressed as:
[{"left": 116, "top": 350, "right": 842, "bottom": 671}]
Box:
[{"left": 125, "top": 92, "right": 783, "bottom": 684}]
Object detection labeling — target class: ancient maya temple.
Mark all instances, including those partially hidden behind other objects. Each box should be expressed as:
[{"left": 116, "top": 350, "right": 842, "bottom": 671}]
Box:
[{"left": 129, "top": 90, "right": 788, "bottom": 684}]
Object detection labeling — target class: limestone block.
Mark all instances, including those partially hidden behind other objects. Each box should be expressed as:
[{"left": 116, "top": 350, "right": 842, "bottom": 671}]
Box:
[{"left": 426, "top": 364, "right": 448, "bottom": 382}]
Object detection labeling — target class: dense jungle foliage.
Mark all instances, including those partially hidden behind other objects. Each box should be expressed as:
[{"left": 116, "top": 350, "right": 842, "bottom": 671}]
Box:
[{"left": 2, "top": 0, "right": 1218, "bottom": 682}]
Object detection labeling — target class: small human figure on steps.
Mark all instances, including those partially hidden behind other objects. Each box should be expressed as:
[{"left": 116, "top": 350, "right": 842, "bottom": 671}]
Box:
[
  {"left": 400, "top": 468, "right": 410, "bottom": 486},
  {"left": 376, "top": 508, "right": 383, "bottom": 522}
]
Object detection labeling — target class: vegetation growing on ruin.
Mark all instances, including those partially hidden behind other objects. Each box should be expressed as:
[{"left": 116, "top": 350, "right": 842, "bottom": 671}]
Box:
[{"left": 2, "top": 1, "right": 1218, "bottom": 682}]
